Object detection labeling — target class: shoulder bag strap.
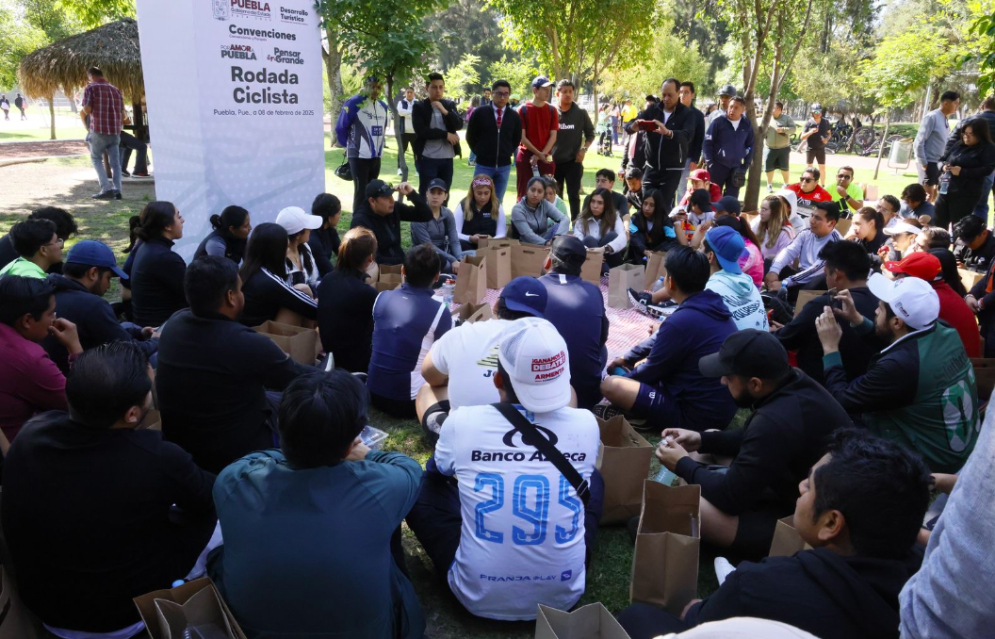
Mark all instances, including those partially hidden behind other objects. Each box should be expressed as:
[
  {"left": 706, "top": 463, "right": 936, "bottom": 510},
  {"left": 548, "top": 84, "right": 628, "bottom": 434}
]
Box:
[{"left": 491, "top": 403, "right": 590, "bottom": 507}]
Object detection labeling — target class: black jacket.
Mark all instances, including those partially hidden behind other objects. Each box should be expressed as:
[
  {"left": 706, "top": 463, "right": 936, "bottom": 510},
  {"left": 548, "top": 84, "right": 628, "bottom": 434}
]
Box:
[
  {"left": 2, "top": 411, "right": 216, "bottom": 632},
  {"left": 625, "top": 102, "right": 693, "bottom": 175},
  {"left": 940, "top": 139, "right": 995, "bottom": 195},
  {"left": 193, "top": 230, "right": 246, "bottom": 265},
  {"left": 683, "top": 547, "right": 914, "bottom": 639},
  {"left": 412, "top": 98, "right": 463, "bottom": 159},
  {"left": 675, "top": 369, "right": 850, "bottom": 556},
  {"left": 628, "top": 212, "right": 677, "bottom": 259},
  {"left": 688, "top": 105, "right": 706, "bottom": 163},
  {"left": 466, "top": 103, "right": 523, "bottom": 168},
  {"left": 128, "top": 236, "right": 188, "bottom": 327},
  {"left": 239, "top": 267, "right": 318, "bottom": 327},
  {"left": 308, "top": 227, "right": 340, "bottom": 277},
  {"left": 317, "top": 269, "right": 378, "bottom": 372},
  {"left": 776, "top": 286, "right": 886, "bottom": 385},
  {"left": 954, "top": 229, "right": 995, "bottom": 272},
  {"left": 350, "top": 192, "right": 434, "bottom": 265},
  {"left": 156, "top": 309, "right": 313, "bottom": 473},
  {"left": 41, "top": 274, "right": 158, "bottom": 374}
]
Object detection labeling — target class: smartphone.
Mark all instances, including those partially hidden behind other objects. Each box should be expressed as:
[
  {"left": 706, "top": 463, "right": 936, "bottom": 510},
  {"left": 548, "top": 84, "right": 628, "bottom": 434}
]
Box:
[
  {"left": 827, "top": 287, "right": 841, "bottom": 311},
  {"left": 636, "top": 120, "right": 657, "bottom": 132}
]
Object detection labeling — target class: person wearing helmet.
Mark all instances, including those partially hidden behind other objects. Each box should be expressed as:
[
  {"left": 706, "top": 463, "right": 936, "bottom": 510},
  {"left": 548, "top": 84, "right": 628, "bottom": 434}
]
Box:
[
  {"left": 707, "top": 84, "right": 737, "bottom": 126},
  {"left": 800, "top": 103, "right": 831, "bottom": 187}
]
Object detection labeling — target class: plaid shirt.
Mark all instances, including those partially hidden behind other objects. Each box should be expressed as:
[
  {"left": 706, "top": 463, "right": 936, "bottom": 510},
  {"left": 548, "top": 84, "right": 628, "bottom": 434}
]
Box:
[{"left": 82, "top": 78, "right": 124, "bottom": 135}]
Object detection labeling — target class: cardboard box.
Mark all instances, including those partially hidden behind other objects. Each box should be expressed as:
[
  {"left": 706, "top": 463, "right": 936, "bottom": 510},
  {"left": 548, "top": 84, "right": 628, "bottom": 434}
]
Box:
[
  {"left": 477, "top": 238, "right": 519, "bottom": 249},
  {"left": 253, "top": 320, "right": 320, "bottom": 365},
  {"left": 453, "top": 301, "right": 493, "bottom": 324},
  {"left": 134, "top": 578, "right": 247, "bottom": 639},
  {"left": 374, "top": 281, "right": 400, "bottom": 294},
  {"left": 959, "top": 268, "right": 986, "bottom": 291},
  {"left": 794, "top": 289, "right": 827, "bottom": 316},
  {"left": 535, "top": 603, "right": 631, "bottom": 639}
]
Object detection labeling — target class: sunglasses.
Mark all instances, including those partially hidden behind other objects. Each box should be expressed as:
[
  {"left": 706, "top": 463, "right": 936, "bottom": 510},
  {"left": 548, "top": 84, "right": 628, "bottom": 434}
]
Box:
[
  {"left": 800, "top": 177, "right": 815, "bottom": 183},
  {"left": 837, "top": 174, "right": 852, "bottom": 179}
]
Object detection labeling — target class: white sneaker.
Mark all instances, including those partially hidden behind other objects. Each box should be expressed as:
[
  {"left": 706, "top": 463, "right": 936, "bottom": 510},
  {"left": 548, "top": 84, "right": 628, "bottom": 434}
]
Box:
[{"left": 714, "top": 557, "right": 736, "bottom": 585}]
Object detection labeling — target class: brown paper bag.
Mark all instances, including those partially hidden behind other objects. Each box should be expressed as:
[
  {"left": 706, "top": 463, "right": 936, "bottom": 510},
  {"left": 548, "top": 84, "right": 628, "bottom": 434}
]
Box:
[
  {"left": 644, "top": 250, "right": 668, "bottom": 288},
  {"left": 535, "top": 603, "right": 632, "bottom": 639},
  {"left": 477, "top": 246, "right": 513, "bottom": 288},
  {"left": 959, "top": 268, "right": 986, "bottom": 291},
  {"left": 769, "top": 516, "right": 813, "bottom": 557},
  {"left": 374, "top": 281, "right": 400, "bottom": 293},
  {"left": 835, "top": 218, "right": 852, "bottom": 237},
  {"left": 378, "top": 264, "right": 404, "bottom": 286},
  {"left": 794, "top": 289, "right": 827, "bottom": 316},
  {"left": 608, "top": 264, "right": 646, "bottom": 309},
  {"left": 134, "top": 578, "right": 247, "bottom": 639},
  {"left": 511, "top": 245, "right": 551, "bottom": 278},
  {"left": 253, "top": 320, "right": 320, "bottom": 365},
  {"left": 140, "top": 407, "right": 161, "bottom": 431},
  {"left": 630, "top": 481, "right": 701, "bottom": 615},
  {"left": 595, "top": 415, "right": 654, "bottom": 524},
  {"left": 454, "top": 301, "right": 493, "bottom": 324},
  {"left": 581, "top": 247, "right": 606, "bottom": 285},
  {"left": 478, "top": 238, "right": 519, "bottom": 249},
  {"left": 454, "top": 255, "right": 487, "bottom": 305}
]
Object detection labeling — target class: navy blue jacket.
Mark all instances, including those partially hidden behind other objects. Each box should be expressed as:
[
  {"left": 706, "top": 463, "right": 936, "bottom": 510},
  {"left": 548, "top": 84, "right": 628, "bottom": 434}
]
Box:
[
  {"left": 127, "top": 236, "right": 188, "bottom": 327},
  {"left": 624, "top": 289, "right": 738, "bottom": 431},
  {"left": 703, "top": 114, "right": 755, "bottom": 170},
  {"left": 41, "top": 274, "right": 158, "bottom": 374},
  {"left": 688, "top": 105, "right": 706, "bottom": 163},
  {"left": 538, "top": 272, "right": 610, "bottom": 408}
]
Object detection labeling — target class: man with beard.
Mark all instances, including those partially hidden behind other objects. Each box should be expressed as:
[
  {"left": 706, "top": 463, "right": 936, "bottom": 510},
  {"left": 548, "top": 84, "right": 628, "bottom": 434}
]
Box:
[{"left": 653, "top": 330, "right": 851, "bottom": 560}]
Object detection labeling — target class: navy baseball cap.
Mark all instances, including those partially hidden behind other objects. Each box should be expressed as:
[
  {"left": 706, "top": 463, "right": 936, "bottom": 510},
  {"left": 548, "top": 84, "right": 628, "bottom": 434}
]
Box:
[
  {"left": 500, "top": 277, "right": 546, "bottom": 318},
  {"left": 705, "top": 226, "right": 745, "bottom": 274},
  {"left": 65, "top": 240, "right": 128, "bottom": 279},
  {"left": 550, "top": 235, "right": 587, "bottom": 266},
  {"left": 715, "top": 196, "right": 742, "bottom": 216},
  {"left": 365, "top": 179, "right": 394, "bottom": 199},
  {"left": 426, "top": 178, "right": 448, "bottom": 192},
  {"left": 532, "top": 76, "right": 553, "bottom": 89}
]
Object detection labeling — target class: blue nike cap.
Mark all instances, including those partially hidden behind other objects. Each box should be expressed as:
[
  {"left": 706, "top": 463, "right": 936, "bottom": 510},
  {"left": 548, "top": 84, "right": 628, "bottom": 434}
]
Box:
[{"left": 500, "top": 276, "right": 547, "bottom": 318}]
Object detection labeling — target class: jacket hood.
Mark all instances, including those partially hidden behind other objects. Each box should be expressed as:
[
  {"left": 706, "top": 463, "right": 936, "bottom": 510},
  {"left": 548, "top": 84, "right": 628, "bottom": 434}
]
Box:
[
  {"left": 777, "top": 189, "right": 799, "bottom": 218},
  {"left": 47, "top": 273, "right": 88, "bottom": 294},
  {"left": 709, "top": 269, "right": 755, "bottom": 297},
  {"left": 679, "top": 289, "right": 732, "bottom": 321},
  {"left": 796, "top": 548, "right": 910, "bottom": 636}
]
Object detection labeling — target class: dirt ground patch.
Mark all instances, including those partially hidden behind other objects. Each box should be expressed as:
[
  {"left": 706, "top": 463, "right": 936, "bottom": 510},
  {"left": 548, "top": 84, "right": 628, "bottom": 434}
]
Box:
[{"left": 0, "top": 139, "right": 89, "bottom": 161}]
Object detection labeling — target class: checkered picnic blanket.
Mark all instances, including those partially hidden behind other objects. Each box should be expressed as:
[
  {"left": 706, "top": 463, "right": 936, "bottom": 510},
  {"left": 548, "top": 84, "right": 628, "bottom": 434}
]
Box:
[{"left": 453, "top": 275, "right": 658, "bottom": 362}]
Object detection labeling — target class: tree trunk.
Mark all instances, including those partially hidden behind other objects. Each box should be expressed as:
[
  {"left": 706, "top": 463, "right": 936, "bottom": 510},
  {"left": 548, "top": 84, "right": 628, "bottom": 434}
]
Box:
[
  {"left": 873, "top": 111, "right": 891, "bottom": 180},
  {"left": 323, "top": 25, "right": 345, "bottom": 148},
  {"left": 48, "top": 94, "right": 56, "bottom": 140}
]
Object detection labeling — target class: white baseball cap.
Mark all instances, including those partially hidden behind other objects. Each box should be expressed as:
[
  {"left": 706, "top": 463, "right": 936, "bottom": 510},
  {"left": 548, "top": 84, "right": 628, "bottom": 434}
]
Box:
[
  {"left": 883, "top": 221, "right": 921, "bottom": 236},
  {"left": 497, "top": 317, "right": 572, "bottom": 413},
  {"left": 276, "top": 206, "right": 322, "bottom": 235},
  {"left": 867, "top": 272, "right": 939, "bottom": 330}
]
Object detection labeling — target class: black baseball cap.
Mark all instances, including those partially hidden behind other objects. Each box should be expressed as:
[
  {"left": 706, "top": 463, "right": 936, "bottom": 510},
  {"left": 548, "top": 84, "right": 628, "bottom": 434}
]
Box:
[
  {"left": 426, "top": 178, "right": 448, "bottom": 192},
  {"left": 550, "top": 235, "right": 587, "bottom": 266},
  {"left": 699, "top": 330, "right": 791, "bottom": 380},
  {"left": 365, "top": 179, "right": 394, "bottom": 199}
]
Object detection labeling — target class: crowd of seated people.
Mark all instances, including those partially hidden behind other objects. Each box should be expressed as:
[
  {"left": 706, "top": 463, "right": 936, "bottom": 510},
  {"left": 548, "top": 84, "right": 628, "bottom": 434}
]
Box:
[{"left": 4, "top": 119, "right": 995, "bottom": 639}]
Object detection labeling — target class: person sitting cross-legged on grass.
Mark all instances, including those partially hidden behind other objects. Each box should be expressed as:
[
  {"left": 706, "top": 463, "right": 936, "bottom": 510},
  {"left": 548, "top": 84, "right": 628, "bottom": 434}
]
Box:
[
  {"left": 601, "top": 246, "right": 737, "bottom": 433},
  {"left": 406, "top": 318, "right": 602, "bottom": 621},
  {"left": 620, "top": 428, "right": 932, "bottom": 639},
  {"left": 654, "top": 330, "right": 851, "bottom": 560}
]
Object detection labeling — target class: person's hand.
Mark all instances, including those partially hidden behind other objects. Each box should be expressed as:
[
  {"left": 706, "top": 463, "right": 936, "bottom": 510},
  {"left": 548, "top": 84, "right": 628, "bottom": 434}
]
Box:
[
  {"left": 141, "top": 326, "right": 156, "bottom": 339},
  {"left": 815, "top": 306, "right": 843, "bottom": 354},
  {"left": 655, "top": 436, "right": 689, "bottom": 470},
  {"left": 470, "top": 234, "right": 484, "bottom": 245},
  {"left": 949, "top": 165, "right": 962, "bottom": 177},
  {"left": 431, "top": 100, "right": 447, "bottom": 115},
  {"left": 446, "top": 132, "right": 460, "bottom": 146},
  {"left": 921, "top": 164, "right": 928, "bottom": 173},
  {"left": 345, "top": 437, "right": 371, "bottom": 461},
  {"left": 396, "top": 182, "right": 415, "bottom": 196},
  {"left": 966, "top": 294, "right": 980, "bottom": 313},
  {"left": 680, "top": 599, "right": 703, "bottom": 621},
  {"left": 877, "top": 244, "right": 891, "bottom": 260},
  {"left": 530, "top": 155, "right": 539, "bottom": 167},
  {"left": 769, "top": 319, "right": 784, "bottom": 331},
  {"left": 689, "top": 161, "right": 698, "bottom": 171},
  {"left": 575, "top": 148, "right": 587, "bottom": 162},
  {"left": 661, "top": 428, "right": 702, "bottom": 452},
  {"left": 932, "top": 473, "right": 958, "bottom": 495},
  {"left": 836, "top": 184, "right": 847, "bottom": 197},
  {"left": 832, "top": 289, "right": 862, "bottom": 325},
  {"left": 544, "top": 154, "right": 553, "bottom": 164},
  {"left": 649, "top": 322, "right": 660, "bottom": 336},
  {"left": 618, "top": 169, "right": 626, "bottom": 179},
  {"left": 608, "top": 357, "right": 630, "bottom": 372},
  {"left": 654, "top": 120, "right": 670, "bottom": 137},
  {"left": 764, "top": 271, "right": 780, "bottom": 289},
  {"left": 49, "top": 318, "right": 83, "bottom": 356},
  {"left": 451, "top": 260, "right": 461, "bottom": 273}
]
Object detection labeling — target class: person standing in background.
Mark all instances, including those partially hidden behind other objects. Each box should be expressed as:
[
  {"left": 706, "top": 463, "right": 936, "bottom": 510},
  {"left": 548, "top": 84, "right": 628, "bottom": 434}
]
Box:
[
  {"left": 412, "top": 72, "right": 463, "bottom": 198},
  {"left": 80, "top": 68, "right": 124, "bottom": 200},
  {"left": 396, "top": 87, "right": 417, "bottom": 175},
  {"left": 679, "top": 82, "right": 705, "bottom": 186},
  {"left": 915, "top": 90, "right": 960, "bottom": 202},
  {"left": 707, "top": 85, "right": 735, "bottom": 126},
  {"left": 800, "top": 103, "right": 832, "bottom": 187},
  {"left": 14, "top": 93, "right": 26, "bottom": 120},
  {"left": 515, "top": 76, "right": 559, "bottom": 200},
  {"left": 764, "top": 101, "right": 796, "bottom": 191},
  {"left": 466, "top": 80, "right": 521, "bottom": 203},
  {"left": 1, "top": 95, "right": 10, "bottom": 121},
  {"left": 335, "top": 76, "right": 389, "bottom": 213},
  {"left": 553, "top": 80, "right": 595, "bottom": 220}
]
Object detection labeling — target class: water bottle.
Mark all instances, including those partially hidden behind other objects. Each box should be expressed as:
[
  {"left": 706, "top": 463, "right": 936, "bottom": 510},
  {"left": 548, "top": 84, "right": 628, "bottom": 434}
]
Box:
[
  {"left": 442, "top": 279, "right": 456, "bottom": 308},
  {"left": 939, "top": 171, "right": 951, "bottom": 195},
  {"left": 532, "top": 162, "right": 540, "bottom": 178},
  {"left": 651, "top": 276, "right": 665, "bottom": 293}
]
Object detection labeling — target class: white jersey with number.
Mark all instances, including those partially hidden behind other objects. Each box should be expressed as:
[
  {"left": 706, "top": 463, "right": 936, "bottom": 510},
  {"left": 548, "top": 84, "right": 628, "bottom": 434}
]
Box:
[
  {"left": 434, "top": 403, "right": 599, "bottom": 620},
  {"left": 429, "top": 319, "right": 511, "bottom": 409}
]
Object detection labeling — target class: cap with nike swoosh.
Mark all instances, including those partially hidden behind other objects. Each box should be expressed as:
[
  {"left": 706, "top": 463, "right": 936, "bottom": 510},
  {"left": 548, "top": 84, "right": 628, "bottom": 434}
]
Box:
[{"left": 499, "top": 276, "right": 547, "bottom": 318}]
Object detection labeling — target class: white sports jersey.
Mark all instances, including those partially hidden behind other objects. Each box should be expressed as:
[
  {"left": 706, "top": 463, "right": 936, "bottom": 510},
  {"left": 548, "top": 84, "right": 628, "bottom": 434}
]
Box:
[
  {"left": 429, "top": 319, "right": 511, "bottom": 409},
  {"left": 435, "top": 403, "right": 599, "bottom": 620}
]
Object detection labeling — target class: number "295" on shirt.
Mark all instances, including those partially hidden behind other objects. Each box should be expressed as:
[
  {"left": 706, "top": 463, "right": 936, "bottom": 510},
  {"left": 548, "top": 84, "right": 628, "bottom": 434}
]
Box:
[{"left": 473, "top": 473, "right": 582, "bottom": 546}]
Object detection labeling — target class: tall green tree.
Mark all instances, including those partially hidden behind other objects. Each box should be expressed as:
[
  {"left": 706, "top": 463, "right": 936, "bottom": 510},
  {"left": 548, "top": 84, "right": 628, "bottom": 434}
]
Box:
[
  {"left": 0, "top": 2, "right": 46, "bottom": 91},
  {"left": 428, "top": 0, "right": 510, "bottom": 88},
  {"left": 54, "top": 0, "right": 134, "bottom": 28}
]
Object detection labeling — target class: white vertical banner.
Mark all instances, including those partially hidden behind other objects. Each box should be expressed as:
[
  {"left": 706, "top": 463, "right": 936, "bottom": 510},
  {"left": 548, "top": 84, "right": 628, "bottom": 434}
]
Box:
[{"left": 135, "top": 0, "right": 325, "bottom": 260}]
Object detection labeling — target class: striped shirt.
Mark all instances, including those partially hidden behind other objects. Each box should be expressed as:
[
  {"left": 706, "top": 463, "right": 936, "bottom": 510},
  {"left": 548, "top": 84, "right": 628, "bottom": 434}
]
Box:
[{"left": 81, "top": 79, "right": 124, "bottom": 135}]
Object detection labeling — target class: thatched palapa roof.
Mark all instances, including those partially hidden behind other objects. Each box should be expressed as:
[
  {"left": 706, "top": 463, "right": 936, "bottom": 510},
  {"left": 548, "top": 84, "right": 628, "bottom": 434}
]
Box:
[{"left": 17, "top": 18, "right": 143, "bottom": 102}]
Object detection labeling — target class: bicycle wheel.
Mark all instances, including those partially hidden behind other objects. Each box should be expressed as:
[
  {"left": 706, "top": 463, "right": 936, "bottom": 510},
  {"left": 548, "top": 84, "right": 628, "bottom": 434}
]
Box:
[{"left": 853, "top": 127, "right": 875, "bottom": 149}]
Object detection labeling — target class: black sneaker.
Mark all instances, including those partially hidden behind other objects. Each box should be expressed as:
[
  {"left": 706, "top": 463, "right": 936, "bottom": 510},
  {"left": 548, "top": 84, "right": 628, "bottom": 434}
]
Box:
[
  {"left": 627, "top": 288, "right": 650, "bottom": 314},
  {"left": 591, "top": 403, "right": 625, "bottom": 421},
  {"left": 91, "top": 191, "right": 115, "bottom": 200},
  {"left": 421, "top": 411, "right": 447, "bottom": 446},
  {"left": 121, "top": 169, "right": 131, "bottom": 178},
  {"left": 113, "top": 191, "right": 122, "bottom": 200}
]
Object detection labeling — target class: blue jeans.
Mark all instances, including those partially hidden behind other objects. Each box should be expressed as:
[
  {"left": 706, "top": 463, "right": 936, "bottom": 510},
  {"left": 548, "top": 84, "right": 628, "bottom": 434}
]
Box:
[
  {"left": 88, "top": 131, "right": 122, "bottom": 193},
  {"left": 974, "top": 170, "right": 995, "bottom": 220},
  {"left": 473, "top": 163, "right": 512, "bottom": 203},
  {"left": 416, "top": 157, "right": 454, "bottom": 197}
]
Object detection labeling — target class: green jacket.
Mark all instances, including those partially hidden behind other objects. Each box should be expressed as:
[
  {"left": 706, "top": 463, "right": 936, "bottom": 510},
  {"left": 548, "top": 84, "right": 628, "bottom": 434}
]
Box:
[
  {"left": 0, "top": 257, "right": 46, "bottom": 279},
  {"left": 765, "top": 113, "right": 796, "bottom": 150}
]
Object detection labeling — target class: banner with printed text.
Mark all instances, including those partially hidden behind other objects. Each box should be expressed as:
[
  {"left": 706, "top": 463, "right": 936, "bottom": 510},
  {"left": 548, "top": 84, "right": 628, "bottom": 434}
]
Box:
[{"left": 136, "top": 0, "right": 325, "bottom": 260}]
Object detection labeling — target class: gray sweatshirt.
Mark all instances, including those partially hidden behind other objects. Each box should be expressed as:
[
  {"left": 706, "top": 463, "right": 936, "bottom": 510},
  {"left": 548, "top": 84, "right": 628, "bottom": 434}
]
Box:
[
  {"left": 410, "top": 207, "right": 463, "bottom": 265},
  {"left": 914, "top": 109, "right": 950, "bottom": 164},
  {"left": 510, "top": 199, "right": 570, "bottom": 245}
]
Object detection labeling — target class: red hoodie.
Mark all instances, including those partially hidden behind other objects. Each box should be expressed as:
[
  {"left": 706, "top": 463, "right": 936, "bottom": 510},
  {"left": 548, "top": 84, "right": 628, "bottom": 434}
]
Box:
[{"left": 932, "top": 281, "right": 982, "bottom": 358}]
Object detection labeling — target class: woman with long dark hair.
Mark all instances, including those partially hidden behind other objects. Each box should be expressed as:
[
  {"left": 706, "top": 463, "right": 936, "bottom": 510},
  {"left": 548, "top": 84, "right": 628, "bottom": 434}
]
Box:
[
  {"left": 238, "top": 223, "right": 317, "bottom": 327},
  {"left": 573, "top": 187, "right": 627, "bottom": 269},
  {"left": 627, "top": 189, "right": 676, "bottom": 263},
  {"left": 193, "top": 205, "right": 251, "bottom": 264},
  {"left": 129, "top": 201, "right": 187, "bottom": 327},
  {"left": 935, "top": 118, "right": 995, "bottom": 228},
  {"left": 316, "top": 227, "right": 379, "bottom": 372},
  {"left": 851, "top": 206, "right": 886, "bottom": 256},
  {"left": 275, "top": 206, "right": 323, "bottom": 293},
  {"left": 308, "top": 193, "right": 342, "bottom": 277}
]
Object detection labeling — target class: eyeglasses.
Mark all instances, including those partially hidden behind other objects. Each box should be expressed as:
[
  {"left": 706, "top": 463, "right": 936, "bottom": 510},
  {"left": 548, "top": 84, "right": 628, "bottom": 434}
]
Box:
[
  {"left": 837, "top": 174, "right": 852, "bottom": 179},
  {"left": 799, "top": 177, "right": 815, "bottom": 183},
  {"left": 42, "top": 238, "right": 65, "bottom": 248},
  {"left": 492, "top": 91, "right": 510, "bottom": 97}
]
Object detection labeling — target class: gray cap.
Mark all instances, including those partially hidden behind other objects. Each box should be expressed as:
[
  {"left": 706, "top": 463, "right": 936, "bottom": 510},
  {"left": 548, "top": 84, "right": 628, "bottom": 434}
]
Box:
[{"left": 719, "top": 84, "right": 737, "bottom": 97}]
